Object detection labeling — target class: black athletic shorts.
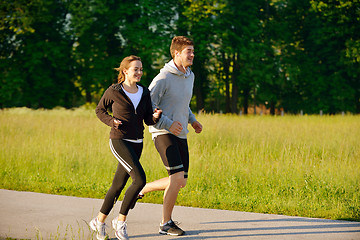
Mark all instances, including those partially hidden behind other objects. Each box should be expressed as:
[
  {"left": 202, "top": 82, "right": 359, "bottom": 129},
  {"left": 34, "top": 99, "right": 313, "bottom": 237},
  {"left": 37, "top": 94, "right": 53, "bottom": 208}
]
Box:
[{"left": 154, "top": 134, "right": 189, "bottom": 178}]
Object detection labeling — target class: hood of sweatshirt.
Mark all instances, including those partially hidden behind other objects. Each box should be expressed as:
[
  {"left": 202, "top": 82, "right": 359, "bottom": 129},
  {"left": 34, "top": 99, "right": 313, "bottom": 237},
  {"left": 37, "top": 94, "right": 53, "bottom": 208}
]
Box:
[{"left": 160, "top": 59, "right": 192, "bottom": 78}]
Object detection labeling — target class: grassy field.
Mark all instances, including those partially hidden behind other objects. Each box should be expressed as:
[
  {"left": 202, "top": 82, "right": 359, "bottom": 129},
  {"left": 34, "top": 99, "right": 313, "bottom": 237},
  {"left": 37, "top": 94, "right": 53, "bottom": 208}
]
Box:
[{"left": 1, "top": 107, "right": 359, "bottom": 221}]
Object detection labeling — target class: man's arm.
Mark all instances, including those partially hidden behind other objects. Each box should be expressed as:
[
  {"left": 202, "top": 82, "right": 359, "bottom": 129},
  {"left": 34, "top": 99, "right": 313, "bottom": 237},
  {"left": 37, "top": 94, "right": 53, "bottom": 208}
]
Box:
[
  {"left": 149, "top": 76, "right": 173, "bottom": 130},
  {"left": 188, "top": 107, "right": 202, "bottom": 133}
]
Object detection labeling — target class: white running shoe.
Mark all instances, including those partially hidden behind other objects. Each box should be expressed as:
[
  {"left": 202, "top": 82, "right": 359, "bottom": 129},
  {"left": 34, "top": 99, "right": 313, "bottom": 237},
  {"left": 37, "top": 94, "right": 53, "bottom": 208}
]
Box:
[
  {"left": 112, "top": 218, "right": 129, "bottom": 240},
  {"left": 89, "top": 217, "right": 109, "bottom": 240}
]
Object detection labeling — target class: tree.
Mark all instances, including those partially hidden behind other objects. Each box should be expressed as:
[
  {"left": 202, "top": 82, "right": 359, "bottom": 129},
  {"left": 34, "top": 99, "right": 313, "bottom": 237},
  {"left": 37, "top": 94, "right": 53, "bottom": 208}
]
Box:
[
  {"left": 179, "top": 0, "right": 225, "bottom": 112},
  {"left": 1, "top": 0, "right": 78, "bottom": 108},
  {"left": 279, "top": 0, "right": 360, "bottom": 114},
  {"left": 68, "top": 0, "right": 175, "bottom": 103},
  {"left": 310, "top": 0, "right": 360, "bottom": 113},
  {"left": 1, "top": 0, "right": 359, "bottom": 113},
  {"left": 210, "top": 0, "right": 269, "bottom": 114}
]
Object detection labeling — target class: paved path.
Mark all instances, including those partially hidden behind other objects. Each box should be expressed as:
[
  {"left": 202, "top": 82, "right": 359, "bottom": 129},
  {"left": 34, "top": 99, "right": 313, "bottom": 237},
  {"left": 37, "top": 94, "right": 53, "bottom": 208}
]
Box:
[{"left": 0, "top": 189, "right": 359, "bottom": 240}]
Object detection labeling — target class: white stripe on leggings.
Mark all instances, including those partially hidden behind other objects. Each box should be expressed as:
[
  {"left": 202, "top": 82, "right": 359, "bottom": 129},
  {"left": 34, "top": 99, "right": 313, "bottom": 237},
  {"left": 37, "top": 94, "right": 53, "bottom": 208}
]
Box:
[{"left": 109, "top": 139, "right": 132, "bottom": 173}]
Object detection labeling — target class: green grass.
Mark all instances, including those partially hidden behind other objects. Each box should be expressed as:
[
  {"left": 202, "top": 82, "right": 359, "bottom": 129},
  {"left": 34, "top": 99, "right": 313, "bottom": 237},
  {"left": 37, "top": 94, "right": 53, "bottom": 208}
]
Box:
[{"left": 1, "top": 107, "right": 359, "bottom": 221}]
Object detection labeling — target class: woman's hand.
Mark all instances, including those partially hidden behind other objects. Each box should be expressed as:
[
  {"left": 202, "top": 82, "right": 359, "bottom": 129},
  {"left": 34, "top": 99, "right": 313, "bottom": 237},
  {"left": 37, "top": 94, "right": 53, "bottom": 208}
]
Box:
[
  {"left": 113, "top": 119, "right": 122, "bottom": 129},
  {"left": 153, "top": 108, "right": 162, "bottom": 119}
]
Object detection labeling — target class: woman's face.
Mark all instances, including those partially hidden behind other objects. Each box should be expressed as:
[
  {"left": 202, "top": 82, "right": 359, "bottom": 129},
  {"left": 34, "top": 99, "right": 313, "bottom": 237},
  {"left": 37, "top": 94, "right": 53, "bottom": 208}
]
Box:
[{"left": 124, "top": 60, "right": 143, "bottom": 83}]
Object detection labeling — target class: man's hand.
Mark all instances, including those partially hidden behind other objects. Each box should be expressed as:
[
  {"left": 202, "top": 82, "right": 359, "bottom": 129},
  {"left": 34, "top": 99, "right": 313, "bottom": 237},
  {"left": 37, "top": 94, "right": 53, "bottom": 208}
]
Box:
[
  {"left": 192, "top": 121, "right": 203, "bottom": 133},
  {"left": 169, "top": 121, "right": 183, "bottom": 136}
]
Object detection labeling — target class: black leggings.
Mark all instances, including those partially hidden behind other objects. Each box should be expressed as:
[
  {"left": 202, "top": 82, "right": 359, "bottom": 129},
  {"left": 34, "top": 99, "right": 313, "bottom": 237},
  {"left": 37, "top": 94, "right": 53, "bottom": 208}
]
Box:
[{"left": 100, "top": 139, "right": 146, "bottom": 216}]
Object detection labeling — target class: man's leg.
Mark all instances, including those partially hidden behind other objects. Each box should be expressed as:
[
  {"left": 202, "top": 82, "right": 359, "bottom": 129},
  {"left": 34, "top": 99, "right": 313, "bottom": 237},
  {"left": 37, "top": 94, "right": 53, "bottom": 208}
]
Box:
[
  {"left": 152, "top": 134, "right": 189, "bottom": 224},
  {"left": 162, "top": 171, "right": 187, "bottom": 223},
  {"left": 141, "top": 177, "right": 169, "bottom": 194},
  {"left": 139, "top": 134, "right": 189, "bottom": 235},
  {"left": 141, "top": 172, "right": 187, "bottom": 223}
]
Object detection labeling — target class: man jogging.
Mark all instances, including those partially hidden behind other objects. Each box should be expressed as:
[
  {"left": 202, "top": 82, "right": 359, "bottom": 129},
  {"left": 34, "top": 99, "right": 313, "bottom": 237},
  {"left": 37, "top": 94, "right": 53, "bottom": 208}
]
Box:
[{"left": 135, "top": 36, "right": 203, "bottom": 236}]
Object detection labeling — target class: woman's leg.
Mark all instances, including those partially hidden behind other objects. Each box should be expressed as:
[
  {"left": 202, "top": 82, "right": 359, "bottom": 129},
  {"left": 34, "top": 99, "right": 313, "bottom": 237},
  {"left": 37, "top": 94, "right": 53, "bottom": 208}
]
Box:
[
  {"left": 110, "top": 140, "right": 146, "bottom": 240},
  {"left": 90, "top": 156, "right": 129, "bottom": 240},
  {"left": 97, "top": 139, "right": 145, "bottom": 218},
  {"left": 99, "top": 161, "right": 130, "bottom": 218},
  {"left": 110, "top": 140, "right": 146, "bottom": 217}
]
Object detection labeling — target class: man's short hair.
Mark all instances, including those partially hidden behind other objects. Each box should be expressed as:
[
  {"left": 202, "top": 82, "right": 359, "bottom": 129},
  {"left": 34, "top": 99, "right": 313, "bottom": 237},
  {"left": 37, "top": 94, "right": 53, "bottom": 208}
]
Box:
[{"left": 170, "top": 36, "right": 194, "bottom": 59}]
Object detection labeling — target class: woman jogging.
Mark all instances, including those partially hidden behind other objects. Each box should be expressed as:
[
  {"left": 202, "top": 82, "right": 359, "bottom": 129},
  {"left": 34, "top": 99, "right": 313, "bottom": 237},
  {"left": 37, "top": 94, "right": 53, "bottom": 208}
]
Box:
[{"left": 89, "top": 55, "right": 162, "bottom": 240}]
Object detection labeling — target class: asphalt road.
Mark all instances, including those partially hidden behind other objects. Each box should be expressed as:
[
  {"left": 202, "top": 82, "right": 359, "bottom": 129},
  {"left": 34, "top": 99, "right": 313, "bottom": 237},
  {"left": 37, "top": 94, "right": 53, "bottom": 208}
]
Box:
[{"left": 1, "top": 189, "right": 359, "bottom": 240}]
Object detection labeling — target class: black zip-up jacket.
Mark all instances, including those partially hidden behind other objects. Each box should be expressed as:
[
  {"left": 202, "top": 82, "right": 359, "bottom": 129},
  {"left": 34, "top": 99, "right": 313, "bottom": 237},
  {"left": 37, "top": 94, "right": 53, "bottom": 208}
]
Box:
[{"left": 95, "top": 83, "right": 159, "bottom": 140}]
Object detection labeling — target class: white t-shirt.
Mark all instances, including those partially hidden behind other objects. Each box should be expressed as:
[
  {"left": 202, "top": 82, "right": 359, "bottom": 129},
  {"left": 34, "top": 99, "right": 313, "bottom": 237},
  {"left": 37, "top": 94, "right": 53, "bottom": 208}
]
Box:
[
  {"left": 122, "top": 85, "right": 143, "bottom": 109},
  {"left": 122, "top": 85, "right": 144, "bottom": 143}
]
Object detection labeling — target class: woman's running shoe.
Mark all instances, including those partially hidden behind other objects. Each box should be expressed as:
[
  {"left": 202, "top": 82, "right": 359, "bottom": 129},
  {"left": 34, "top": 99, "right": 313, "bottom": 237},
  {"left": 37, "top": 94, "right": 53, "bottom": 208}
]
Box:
[
  {"left": 112, "top": 218, "right": 129, "bottom": 240},
  {"left": 89, "top": 217, "right": 108, "bottom": 240}
]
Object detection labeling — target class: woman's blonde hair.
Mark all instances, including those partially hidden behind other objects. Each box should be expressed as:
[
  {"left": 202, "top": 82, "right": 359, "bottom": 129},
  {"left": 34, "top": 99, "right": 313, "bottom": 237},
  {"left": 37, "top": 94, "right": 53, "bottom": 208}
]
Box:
[{"left": 114, "top": 55, "right": 142, "bottom": 83}]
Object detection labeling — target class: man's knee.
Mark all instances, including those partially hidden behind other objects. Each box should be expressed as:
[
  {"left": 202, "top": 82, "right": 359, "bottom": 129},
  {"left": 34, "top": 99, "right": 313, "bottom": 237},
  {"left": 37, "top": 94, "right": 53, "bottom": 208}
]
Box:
[
  {"left": 170, "top": 172, "right": 187, "bottom": 188},
  {"left": 180, "top": 179, "right": 187, "bottom": 188}
]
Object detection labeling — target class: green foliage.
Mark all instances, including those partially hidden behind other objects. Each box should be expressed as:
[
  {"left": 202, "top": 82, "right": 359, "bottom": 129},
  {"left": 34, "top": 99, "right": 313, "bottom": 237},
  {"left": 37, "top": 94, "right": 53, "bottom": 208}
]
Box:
[
  {"left": 1, "top": 0, "right": 359, "bottom": 113},
  {"left": 1, "top": 0, "right": 78, "bottom": 108},
  {"left": 278, "top": 0, "right": 360, "bottom": 113},
  {"left": 0, "top": 0, "right": 37, "bottom": 36}
]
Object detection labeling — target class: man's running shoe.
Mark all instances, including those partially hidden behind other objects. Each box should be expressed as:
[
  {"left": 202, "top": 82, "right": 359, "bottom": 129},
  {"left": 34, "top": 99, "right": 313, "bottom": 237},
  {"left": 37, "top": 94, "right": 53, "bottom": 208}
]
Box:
[
  {"left": 129, "top": 193, "right": 144, "bottom": 209},
  {"left": 89, "top": 217, "right": 108, "bottom": 240},
  {"left": 112, "top": 218, "right": 129, "bottom": 240},
  {"left": 159, "top": 220, "right": 185, "bottom": 236}
]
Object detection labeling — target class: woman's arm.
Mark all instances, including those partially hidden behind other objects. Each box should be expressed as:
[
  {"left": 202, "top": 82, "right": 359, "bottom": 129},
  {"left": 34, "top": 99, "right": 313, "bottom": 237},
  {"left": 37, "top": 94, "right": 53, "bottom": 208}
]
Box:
[{"left": 95, "top": 88, "right": 117, "bottom": 128}]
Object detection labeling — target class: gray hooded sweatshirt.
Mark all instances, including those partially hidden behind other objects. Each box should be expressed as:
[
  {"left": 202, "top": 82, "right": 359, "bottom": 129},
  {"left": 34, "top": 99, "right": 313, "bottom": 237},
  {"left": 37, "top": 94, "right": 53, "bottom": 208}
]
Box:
[{"left": 149, "top": 60, "right": 197, "bottom": 139}]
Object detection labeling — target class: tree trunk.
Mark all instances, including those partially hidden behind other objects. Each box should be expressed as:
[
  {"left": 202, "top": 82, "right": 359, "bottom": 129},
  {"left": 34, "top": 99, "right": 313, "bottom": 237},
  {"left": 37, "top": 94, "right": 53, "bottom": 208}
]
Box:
[
  {"left": 192, "top": 57, "right": 206, "bottom": 111},
  {"left": 356, "top": 91, "right": 360, "bottom": 114},
  {"left": 86, "top": 89, "right": 92, "bottom": 103},
  {"left": 193, "top": 86, "right": 204, "bottom": 112},
  {"left": 223, "top": 52, "right": 231, "bottom": 113},
  {"left": 270, "top": 101, "right": 275, "bottom": 115},
  {"left": 231, "top": 53, "right": 239, "bottom": 113},
  {"left": 243, "top": 87, "right": 250, "bottom": 115},
  {"left": 253, "top": 87, "right": 257, "bottom": 115}
]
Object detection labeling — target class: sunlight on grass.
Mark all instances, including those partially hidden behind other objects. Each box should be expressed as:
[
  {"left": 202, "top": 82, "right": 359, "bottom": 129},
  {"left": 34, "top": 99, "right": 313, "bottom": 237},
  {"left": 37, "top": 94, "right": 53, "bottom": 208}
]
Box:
[{"left": 1, "top": 107, "right": 359, "bottom": 221}]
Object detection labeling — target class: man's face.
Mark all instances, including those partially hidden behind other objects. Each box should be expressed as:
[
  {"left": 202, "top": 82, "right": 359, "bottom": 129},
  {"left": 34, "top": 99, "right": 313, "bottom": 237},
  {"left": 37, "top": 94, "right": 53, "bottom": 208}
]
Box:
[{"left": 179, "top": 45, "right": 195, "bottom": 67}]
